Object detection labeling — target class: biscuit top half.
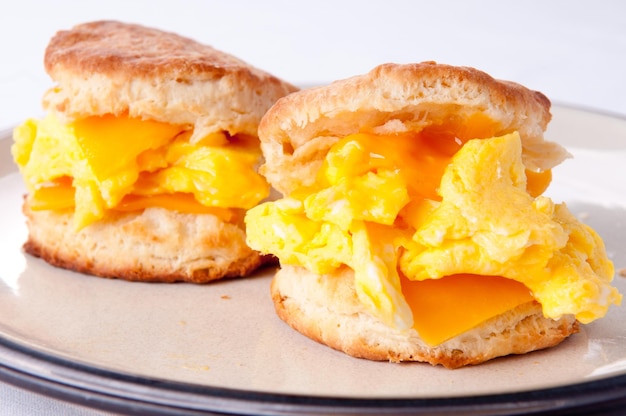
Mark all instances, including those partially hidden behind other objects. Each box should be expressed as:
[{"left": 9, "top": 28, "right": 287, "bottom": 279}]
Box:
[
  {"left": 43, "top": 20, "right": 298, "bottom": 140},
  {"left": 258, "top": 62, "right": 569, "bottom": 195}
]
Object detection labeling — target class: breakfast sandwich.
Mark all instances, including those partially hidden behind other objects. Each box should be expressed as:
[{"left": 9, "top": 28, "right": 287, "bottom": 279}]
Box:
[
  {"left": 245, "top": 62, "right": 622, "bottom": 368},
  {"left": 11, "top": 20, "right": 297, "bottom": 283}
]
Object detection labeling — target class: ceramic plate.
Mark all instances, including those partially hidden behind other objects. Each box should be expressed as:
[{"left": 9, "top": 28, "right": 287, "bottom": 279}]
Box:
[{"left": 1, "top": 105, "right": 625, "bottom": 415}]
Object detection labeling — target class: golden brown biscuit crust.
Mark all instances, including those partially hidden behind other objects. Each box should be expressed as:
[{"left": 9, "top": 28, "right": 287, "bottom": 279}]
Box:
[
  {"left": 257, "top": 63, "right": 579, "bottom": 365},
  {"left": 271, "top": 265, "right": 579, "bottom": 368},
  {"left": 42, "top": 20, "right": 298, "bottom": 141},
  {"left": 258, "top": 62, "right": 569, "bottom": 195},
  {"left": 23, "top": 21, "right": 294, "bottom": 282},
  {"left": 23, "top": 200, "right": 275, "bottom": 283},
  {"left": 45, "top": 20, "right": 274, "bottom": 83}
]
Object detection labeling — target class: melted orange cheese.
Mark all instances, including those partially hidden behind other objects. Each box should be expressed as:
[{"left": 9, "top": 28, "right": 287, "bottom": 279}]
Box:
[
  {"left": 73, "top": 114, "right": 182, "bottom": 181},
  {"left": 525, "top": 169, "right": 552, "bottom": 198},
  {"left": 29, "top": 177, "right": 75, "bottom": 211},
  {"left": 13, "top": 113, "right": 268, "bottom": 228},
  {"left": 400, "top": 273, "right": 534, "bottom": 346},
  {"left": 246, "top": 113, "right": 614, "bottom": 346},
  {"left": 28, "top": 182, "right": 240, "bottom": 222},
  {"left": 319, "top": 116, "right": 551, "bottom": 205},
  {"left": 380, "top": 121, "right": 548, "bottom": 341},
  {"left": 115, "top": 193, "right": 241, "bottom": 222},
  {"left": 370, "top": 114, "right": 550, "bottom": 201}
]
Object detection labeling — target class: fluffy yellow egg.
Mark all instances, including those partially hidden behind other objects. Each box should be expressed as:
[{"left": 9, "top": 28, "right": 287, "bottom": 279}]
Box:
[
  {"left": 12, "top": 113, "right": 270, "bottom": 229},
  {"left": 246, "top": 130, "right": 621, "bottom": 337},
  {"left": 399, "top": 133, "right": 619, "bottom": 323}
]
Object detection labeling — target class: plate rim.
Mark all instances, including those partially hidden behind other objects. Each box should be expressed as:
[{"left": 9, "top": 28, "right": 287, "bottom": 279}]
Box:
[{"left": 2, "top": 334, "right": 626, "bottom": 416}]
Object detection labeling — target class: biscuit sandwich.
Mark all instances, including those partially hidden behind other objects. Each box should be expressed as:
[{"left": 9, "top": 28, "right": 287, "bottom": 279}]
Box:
[
  {"left": 245, "top": 62, "right": 622, "bottom": 368},
  {"left": 11, "top": 20, "right": 297, "bottom": 283}
]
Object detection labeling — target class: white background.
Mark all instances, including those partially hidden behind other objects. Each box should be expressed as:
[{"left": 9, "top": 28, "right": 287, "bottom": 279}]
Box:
[
  {"left": 1, "top": 0, "right": 626, "bottom": 131},
  {"left": 1, "top": 0, "right": 625, "bottom": 414}
]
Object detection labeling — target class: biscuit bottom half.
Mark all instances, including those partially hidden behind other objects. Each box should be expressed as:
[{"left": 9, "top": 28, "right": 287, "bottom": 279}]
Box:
[
  {"left": 271, "top": 265, "right": 579, "bottom": 368},
  {"left": 22, "top": 201, "right": 274, "bottom": 283}
]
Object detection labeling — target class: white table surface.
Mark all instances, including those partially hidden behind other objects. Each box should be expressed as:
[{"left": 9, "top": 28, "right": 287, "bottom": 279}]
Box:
[{"left": 1, "top": 0, "right": 625, "bottom": 414}]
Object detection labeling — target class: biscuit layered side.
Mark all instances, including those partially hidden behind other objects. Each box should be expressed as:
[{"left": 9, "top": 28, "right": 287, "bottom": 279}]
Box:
[
  {"left": 12, "top": 20, "right": 298, "bottom": 282},
  {"left": 245, "top": 62, "right": 621, "bottom": 367},
  {"left": 272, "top": 266, "right": 578, "bottom": 369}
]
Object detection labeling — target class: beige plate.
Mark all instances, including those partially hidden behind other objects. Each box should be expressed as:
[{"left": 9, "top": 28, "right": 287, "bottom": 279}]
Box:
[{"left": 1, "top": 105, "right": 626, "bottom": 415}]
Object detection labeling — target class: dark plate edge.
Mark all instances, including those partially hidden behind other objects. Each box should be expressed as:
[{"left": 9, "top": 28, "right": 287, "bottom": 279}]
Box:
[{"left": 1, "top": 330, "right": 626, "bottom": 416}]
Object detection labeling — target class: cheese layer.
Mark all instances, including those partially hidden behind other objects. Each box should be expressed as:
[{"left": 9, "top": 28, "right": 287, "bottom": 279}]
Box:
[
  {"left": 400, "top": 274, "right": 534, "bottom": 346},
  {"left": 245, "top": 130, "right": 621, "bottom": 345},
  {"left": 12, "top": 113, "right": 269, "bottom": 228}
]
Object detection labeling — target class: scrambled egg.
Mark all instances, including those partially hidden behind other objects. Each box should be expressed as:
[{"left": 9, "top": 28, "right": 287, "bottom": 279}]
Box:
[
  {"left": 12, "top": 113, "right": 269, "bottom": 229},
  {"left": 246, "top": 130, "right": 622, "bottom": 339}
]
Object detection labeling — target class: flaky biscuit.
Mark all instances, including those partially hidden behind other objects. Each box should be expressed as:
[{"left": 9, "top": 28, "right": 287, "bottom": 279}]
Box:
[
  {"left": 43, "top": 20, "right": 298, "bottom": 142},
  {"left": 21, "top": 20, "right": 295, "bottom": 282},
  {"left": 258, "top": 61, "right": 569, "bottom": 196},
  {"left": 258, "top": 62, "right": 580, "bottom": 366},
  {"left": 23, "top": 201, "right": 274, "bottom": 283},
  {"left": 272, "top": 265, "right": 579, "bottom": 369}
]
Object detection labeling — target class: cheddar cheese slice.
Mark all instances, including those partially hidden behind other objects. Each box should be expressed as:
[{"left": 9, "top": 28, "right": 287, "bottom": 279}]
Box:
[
  {"left": 73, "top": 114, "right": 183, "bottom": 181},
  {"left": 400, "top": 274, "right": 534, "bottom": 346},
  {"left": 13, "top": 113, "right": 269, "bottom": 228}
]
